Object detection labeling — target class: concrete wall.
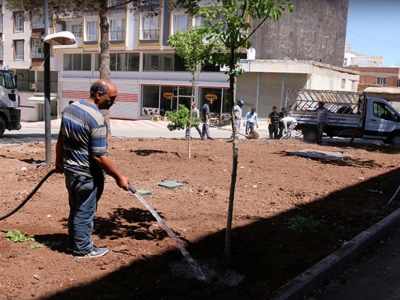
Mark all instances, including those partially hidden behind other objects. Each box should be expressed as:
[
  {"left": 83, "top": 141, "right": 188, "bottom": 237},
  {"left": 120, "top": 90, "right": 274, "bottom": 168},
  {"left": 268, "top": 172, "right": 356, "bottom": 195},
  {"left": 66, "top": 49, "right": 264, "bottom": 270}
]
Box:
[
  {"left": 19, "top": 92, "right": 38, "bottom": 122},
  {"left": 249, "top": 0, "right": 349, "bottom": 67}
]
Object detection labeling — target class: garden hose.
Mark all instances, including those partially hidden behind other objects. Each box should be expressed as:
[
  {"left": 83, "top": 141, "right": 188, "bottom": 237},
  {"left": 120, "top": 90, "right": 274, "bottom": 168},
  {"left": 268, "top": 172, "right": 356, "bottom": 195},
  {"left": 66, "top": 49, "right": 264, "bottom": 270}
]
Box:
[{"left": 0, "top": 169, "right": 57, "bottom": 221}]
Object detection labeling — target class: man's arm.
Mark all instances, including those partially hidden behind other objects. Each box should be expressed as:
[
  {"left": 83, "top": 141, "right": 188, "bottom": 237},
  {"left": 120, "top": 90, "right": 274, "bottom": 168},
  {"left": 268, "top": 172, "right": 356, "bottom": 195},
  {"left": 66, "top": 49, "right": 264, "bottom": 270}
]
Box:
[
  {"left": 92, "top": 154, "right": 129, "bottom": 190},
  {"left": 55, "top": 133, "right": 64, "bottom": 173}
]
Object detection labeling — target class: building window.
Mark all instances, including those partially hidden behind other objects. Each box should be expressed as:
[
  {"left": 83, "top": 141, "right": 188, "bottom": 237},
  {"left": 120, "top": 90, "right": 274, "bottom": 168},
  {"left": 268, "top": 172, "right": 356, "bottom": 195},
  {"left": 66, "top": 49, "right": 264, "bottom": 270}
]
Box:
[
  {"left": 109, "top": 18, "right": 125, "bottom": 41},
  {"left": 172, "top": 11, "right": 190, "bottom": 33},
  {"left": 85, "top": 21, "right": 98, "bottom": 42},
  {"left": 0, "top": 14, "right": 3, "bottom": 33},
  {"left": 14, "top": 13, "right": 24, "bottom": 32},
  {"left": 140, "top": 0, "right": 160, "bottom": 41},
  {"left": 341, "top": 78, "right": 346, "bottom": 89},
  {"left": 150, "top": 55, "right": 158, "bottom": 69},
  {"left": 0, "top": 43, "right": 3, "bottom": 60},
  {"left": 31, "top": 38, "right": 44, "bottom": 58},
  {"left": 377, "top": 77, "right": 386, "bottom": 86},
  {"left": 14, "top": 40, "right": 24, "bottom": 60},
  {"left": 143, "top": 53, "right": 186, "bottom": 71},
  {"left": 71, "top": 24, "right": 82, "bottom": 38},
  {"left": 63, "top": 54, "right": 91, "bottom": 71},
  {"left": 31, "top": 15, "right": 44, "bottom": 29},
  {"left": 109, "top": 0, "right": 126, "bottom": 12},
  {"left": 397, "top": 79, "right": 400, "bottom": 87},
  {"left": 95, "top": 52, "right": 139, "bottom": 71}
]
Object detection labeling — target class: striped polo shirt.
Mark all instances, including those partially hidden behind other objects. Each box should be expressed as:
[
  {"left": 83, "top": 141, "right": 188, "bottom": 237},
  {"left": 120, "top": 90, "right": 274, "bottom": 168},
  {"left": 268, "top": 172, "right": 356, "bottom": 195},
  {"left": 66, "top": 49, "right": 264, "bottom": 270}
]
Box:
[{"left": 60, "top": 100, "right": 108, "bottom": 178}]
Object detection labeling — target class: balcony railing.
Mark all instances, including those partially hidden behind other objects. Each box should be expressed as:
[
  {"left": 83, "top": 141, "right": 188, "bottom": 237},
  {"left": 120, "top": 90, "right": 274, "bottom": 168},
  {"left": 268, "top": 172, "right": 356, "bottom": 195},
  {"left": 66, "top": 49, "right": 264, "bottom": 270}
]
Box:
[
  {"left": 32, "top": 21, "right": 44, "bottom": 29},
  {"left": 141, "top": 29, "right": 159, "bottom": 40},
  {"left": 72, "top": 31, "right": 82, "bottom": 38},
  {"left": 32, "top": 52, "right": 44, "bottom": 59},
  {"left": 110, "top": 30, "right": 125, "bottom": 41}
]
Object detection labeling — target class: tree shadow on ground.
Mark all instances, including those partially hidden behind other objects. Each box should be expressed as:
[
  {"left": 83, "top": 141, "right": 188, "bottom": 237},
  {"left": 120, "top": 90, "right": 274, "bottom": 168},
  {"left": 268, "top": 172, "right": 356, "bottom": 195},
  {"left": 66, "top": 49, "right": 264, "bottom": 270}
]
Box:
[
  {"left": 43, "top": 168, "right": 400, "bottom": 300},
  {"left": 59, "top": 207, "right": 170, "bottom": 241}
]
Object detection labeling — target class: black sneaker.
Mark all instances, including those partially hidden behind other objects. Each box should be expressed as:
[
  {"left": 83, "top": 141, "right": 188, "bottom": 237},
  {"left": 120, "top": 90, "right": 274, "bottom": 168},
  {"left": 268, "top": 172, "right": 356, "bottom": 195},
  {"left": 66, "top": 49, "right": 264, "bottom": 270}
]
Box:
[
  {"left": 207, "top": 137, "right": 214, "bottom": 140},
  {"left": 74, "top": 247, "right": 108, "bottom": 258}
]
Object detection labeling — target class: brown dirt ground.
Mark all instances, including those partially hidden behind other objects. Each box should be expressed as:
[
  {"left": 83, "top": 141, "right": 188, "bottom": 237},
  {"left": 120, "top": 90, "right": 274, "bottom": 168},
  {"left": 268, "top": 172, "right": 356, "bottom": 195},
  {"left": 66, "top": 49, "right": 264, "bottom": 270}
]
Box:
[{"left": 0, "top": 137, "right": 399, "bottom": 300}]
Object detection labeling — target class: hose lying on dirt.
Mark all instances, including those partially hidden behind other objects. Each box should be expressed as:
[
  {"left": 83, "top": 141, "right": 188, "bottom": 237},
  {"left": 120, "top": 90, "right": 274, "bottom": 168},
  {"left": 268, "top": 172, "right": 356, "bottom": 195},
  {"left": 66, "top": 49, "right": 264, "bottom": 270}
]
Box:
[{"left": 0, "top": 169, "right": 57, "bottom": 221}]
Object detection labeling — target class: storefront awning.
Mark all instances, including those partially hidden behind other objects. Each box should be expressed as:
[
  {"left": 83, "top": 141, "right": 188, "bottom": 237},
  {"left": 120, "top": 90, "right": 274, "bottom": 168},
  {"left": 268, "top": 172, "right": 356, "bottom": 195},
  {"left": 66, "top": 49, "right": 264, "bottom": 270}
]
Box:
[{"left": 27, "top": 96, "right": 57, "bottom": 104}]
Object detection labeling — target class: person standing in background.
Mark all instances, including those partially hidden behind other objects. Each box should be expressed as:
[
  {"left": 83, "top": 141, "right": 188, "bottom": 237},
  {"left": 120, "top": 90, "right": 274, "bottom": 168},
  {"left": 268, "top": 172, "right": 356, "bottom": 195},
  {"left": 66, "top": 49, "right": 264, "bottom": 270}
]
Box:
[
  {"left": 244, "top": 107, "right": 259, "bottom": 136},
  {"left": 316, "top": 101, "right": 329, "bottom": 144},
  {"left": 201, "top": 98, "right": 214, "bottom": 140},
  {"left": 185, "top": 102, "right": 202, "bottom": 138},
  {"left": 268, "top": 106, "right": 280, "bottom": 139},
  {"left": 234, "top": 99, "right": 245, "bottom": 131}
]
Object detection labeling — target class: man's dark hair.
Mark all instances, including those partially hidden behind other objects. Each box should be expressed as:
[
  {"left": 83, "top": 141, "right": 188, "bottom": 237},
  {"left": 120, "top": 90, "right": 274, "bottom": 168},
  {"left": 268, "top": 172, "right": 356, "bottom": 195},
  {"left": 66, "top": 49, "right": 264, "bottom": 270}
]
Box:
[
  {"left": 90, "top": 81, "right": 109, "bottom": 98},
  {"left": 272, "top": 106, "right": 277, "bottom": 109},
  {"left": 318, "top": 101, "right": 325, "bottom": 106}
]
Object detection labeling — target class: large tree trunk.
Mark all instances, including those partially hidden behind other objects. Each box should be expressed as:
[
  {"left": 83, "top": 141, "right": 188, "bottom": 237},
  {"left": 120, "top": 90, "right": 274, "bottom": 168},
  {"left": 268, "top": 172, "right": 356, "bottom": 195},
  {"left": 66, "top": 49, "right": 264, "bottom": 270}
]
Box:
[
  {"left": 224, "top": 45, "right": 238, "bottom": 264},
  {"left": 99, "top": 0, "right": 111, "bottom": 137}
]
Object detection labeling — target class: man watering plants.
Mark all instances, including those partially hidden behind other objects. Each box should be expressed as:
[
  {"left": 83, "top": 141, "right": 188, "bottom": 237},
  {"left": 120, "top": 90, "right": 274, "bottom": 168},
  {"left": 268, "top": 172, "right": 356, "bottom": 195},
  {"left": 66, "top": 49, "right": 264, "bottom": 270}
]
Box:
[{"left": 56, "top": 79, "right": 129, "bottom": 258}]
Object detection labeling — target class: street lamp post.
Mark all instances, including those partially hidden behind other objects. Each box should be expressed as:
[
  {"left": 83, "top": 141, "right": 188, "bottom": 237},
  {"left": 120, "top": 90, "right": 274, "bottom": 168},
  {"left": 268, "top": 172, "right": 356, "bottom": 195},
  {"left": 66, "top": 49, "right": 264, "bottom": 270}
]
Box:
[
  {"left": 43, "top": 0, "right": 51, "bottom": 165},
  {"left": 42, "top": 0, "right": 76, "bottom": 165}
]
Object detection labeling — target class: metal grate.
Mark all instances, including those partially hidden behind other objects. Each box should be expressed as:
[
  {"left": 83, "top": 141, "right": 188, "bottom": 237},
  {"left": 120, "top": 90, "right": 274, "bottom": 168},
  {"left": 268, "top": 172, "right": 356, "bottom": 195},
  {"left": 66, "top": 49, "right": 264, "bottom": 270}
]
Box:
[{"left": 286, "top": 89, "right": 365, "bottom": 115}]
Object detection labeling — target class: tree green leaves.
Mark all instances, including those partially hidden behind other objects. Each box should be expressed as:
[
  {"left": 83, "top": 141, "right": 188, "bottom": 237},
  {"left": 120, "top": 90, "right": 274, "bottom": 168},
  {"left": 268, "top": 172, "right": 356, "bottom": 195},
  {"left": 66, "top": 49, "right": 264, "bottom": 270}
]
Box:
[{"left": 165, "top": 104, "right": 200, "bottom": 131}]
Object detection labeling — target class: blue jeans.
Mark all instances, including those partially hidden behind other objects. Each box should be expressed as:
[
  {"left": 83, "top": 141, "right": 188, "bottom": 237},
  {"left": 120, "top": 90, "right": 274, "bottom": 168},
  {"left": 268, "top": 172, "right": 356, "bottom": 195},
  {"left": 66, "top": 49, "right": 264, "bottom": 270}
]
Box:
[
  {"left": 317, "top": 122, "right": 326, "bottom": 144},
  {"left": 245, "top": 122, "right": 255, "bottom": 135},
  {"left": 185, "top": 125, "right": 202, "bottom": 138},
  {"left": 65, "top": 169, "right": 105, "bottom": 255}
]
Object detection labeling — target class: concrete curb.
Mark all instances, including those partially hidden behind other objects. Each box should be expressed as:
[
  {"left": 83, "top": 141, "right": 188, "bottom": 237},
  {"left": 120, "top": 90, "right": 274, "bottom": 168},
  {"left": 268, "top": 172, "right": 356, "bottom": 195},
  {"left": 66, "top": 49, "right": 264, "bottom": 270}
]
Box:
[{"left": 270, "top": 205, "right": 400, "bottom": 300}]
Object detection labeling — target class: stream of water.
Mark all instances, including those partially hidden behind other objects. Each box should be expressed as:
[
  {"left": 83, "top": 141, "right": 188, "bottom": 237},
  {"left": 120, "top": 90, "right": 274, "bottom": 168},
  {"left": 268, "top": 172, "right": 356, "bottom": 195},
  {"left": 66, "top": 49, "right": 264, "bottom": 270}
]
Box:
[{"left": 129, "top": 186, "right": 207, "bottom": 282}]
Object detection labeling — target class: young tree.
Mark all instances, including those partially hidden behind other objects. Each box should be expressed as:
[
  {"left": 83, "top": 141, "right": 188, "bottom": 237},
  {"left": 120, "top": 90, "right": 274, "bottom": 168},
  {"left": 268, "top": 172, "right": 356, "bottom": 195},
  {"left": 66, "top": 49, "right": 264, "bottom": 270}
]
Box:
[
  {"left": 175, "top": 0, "right": 294, "bottom": 263},
  {"left": 167, "top": 26, "right": 219, "bottom": 158}
]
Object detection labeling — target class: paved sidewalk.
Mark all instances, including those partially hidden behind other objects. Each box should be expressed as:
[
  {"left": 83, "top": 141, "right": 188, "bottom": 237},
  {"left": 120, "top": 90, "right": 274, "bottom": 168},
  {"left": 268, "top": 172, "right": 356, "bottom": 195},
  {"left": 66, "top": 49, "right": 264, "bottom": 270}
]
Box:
[
  {"left": 315, "top": 226, "right": 400, "bottom": 300},
  {"left": 20, "top": 119, "right": 271, "bottom": 139}
]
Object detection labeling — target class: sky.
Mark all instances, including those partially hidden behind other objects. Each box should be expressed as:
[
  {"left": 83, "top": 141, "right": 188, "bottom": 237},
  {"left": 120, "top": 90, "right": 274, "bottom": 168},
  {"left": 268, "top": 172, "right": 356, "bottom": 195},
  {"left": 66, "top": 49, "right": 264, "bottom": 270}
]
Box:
[{"left": 346, "top": 0, "right": 400, "bottom": 66}]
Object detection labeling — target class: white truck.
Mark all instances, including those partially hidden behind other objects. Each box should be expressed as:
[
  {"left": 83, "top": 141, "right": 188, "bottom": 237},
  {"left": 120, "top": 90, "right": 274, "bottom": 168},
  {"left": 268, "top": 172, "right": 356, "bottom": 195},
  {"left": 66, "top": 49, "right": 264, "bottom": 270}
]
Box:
[
  {"left": 286, "top": 89, "right": 400, "bottom": 145},
  {"left": 0, "top": 66, "right": 21, "bottom": 137}
]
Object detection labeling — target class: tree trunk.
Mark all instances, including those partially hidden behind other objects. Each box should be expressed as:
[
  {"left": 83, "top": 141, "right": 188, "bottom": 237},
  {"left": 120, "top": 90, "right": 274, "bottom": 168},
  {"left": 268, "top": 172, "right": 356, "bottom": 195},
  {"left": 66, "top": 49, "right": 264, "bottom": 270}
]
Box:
[
  {"left": 224, "top": 45, "right": 238, "bottom": 265},
  {"left": 99, "top": 0, "right": 111, "bottom": 137}
]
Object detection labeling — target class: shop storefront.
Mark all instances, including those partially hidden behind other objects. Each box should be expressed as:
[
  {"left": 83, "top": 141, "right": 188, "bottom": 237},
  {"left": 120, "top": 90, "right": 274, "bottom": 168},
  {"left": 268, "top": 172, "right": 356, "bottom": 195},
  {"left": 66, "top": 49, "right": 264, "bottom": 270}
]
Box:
[{"left": 141, "top": 85, "right": 231, "bottom": 121}]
